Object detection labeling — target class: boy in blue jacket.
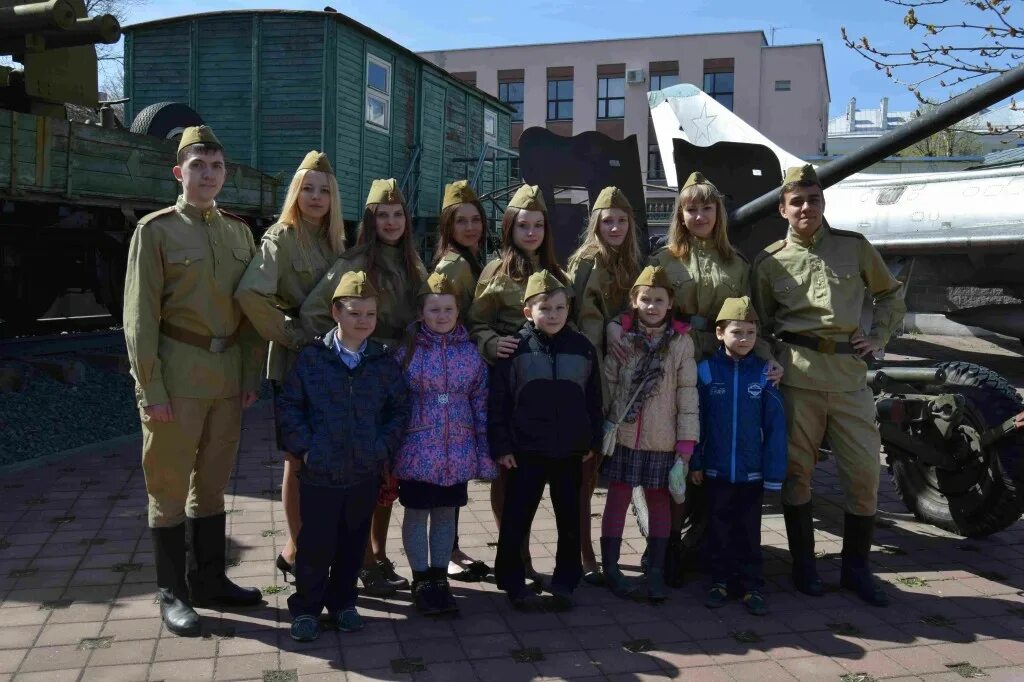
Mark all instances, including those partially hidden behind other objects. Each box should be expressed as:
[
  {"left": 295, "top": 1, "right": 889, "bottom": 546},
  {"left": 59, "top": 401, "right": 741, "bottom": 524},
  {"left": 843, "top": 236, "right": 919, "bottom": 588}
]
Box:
[
  {"left": 690, "top": 296, "right": 786, "bottom": 615},
  {"left": 276, "top": 271, "right": 410, "bottom": 642}
]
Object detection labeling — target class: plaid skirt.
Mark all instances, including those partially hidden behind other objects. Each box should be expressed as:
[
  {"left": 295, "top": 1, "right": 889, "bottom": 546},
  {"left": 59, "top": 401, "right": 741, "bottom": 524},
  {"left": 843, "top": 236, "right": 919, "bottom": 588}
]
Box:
[{"left": 602, "top": 444, "right": 674, "bottom": 489}]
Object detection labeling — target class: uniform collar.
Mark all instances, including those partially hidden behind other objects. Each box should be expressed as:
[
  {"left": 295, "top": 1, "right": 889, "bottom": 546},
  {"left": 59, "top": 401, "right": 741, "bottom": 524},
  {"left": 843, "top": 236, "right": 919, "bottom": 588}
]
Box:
[
  {"left": 693, "top": 236, "right": 714, "bottom": 252},
  {"left": 787, "top": 224, "right": 825, "bottom": 249},
  {"left": 176, "top": 195, "right": 218, "bottom": 223}
]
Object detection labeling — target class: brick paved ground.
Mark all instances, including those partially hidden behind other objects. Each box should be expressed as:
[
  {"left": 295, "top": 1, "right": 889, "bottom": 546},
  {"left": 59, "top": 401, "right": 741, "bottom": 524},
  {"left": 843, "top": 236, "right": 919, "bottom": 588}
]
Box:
[{"left": 2, "top": 335, "right": 1024, "bottom": 681}]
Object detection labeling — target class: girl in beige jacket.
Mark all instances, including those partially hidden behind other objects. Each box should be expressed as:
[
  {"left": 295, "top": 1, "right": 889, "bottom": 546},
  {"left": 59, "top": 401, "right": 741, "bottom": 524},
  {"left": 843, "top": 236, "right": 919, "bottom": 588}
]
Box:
[{"left": 601, "top": 265, "right": 699, "bottom": 602}]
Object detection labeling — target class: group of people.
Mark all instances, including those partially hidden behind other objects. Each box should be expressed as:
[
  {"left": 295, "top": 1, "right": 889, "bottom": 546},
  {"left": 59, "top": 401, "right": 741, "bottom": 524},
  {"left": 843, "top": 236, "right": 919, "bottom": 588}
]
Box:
[{"left": 123, "top": 125, "right": 906, "bottom": 644}]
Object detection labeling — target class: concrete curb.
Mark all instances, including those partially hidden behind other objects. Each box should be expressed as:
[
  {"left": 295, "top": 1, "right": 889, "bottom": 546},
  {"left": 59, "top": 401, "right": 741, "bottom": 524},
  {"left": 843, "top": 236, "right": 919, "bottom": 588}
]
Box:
[
  {"left": 0, "top": 430, "right": 140, "bottom": 476},
  {"left": 901, "top": 312, "right": 1013, "bottom": 339}
]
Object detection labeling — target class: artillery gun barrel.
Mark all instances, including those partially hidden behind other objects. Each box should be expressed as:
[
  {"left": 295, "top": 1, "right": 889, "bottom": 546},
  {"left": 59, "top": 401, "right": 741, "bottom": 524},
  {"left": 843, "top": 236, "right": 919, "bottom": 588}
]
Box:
[
  {"left": 731, "top": 62, "right": 1024, "bottom": 230},
  {"left": 37, "top": 14, "right": 121, "bottom": 48},
  {"left": 0, "top": 0, "right": 76, "bottom": 41},
  {"left": 868, "top": 367, "right": 948, "bottom": 389}
]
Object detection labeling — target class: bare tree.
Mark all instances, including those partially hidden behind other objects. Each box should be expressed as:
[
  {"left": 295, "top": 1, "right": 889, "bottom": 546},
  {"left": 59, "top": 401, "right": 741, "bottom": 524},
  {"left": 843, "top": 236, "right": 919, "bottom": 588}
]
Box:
[
  {"left": 901, "top": 105, "right": 984, "bottom": 156},
  {"left": 841, "top": 0, "right": 1022, "bottom": 134}
]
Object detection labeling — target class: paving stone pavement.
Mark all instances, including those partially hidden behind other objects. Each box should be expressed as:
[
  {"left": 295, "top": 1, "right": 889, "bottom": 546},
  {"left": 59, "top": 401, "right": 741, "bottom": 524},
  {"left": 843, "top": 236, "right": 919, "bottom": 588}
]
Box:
[{"left": 3, "top": 335, "right": 1024, "bottom": 681}]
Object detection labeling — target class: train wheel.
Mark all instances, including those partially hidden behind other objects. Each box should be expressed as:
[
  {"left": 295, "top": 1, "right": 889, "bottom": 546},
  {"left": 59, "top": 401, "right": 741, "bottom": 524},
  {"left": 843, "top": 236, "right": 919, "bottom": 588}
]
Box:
[
  {"left": 888, "top": 361, "right": 1024, "bottom": 538},
  {"left": 130, "top": 102, "right": 204, "bottom": 141}
]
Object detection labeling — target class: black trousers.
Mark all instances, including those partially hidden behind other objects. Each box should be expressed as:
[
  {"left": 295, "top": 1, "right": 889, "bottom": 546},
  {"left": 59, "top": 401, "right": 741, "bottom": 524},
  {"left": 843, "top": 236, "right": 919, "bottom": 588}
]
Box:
[
  {"left": 705, "top": 479, "right": 765, "bottom": 592},
  {"left": 495, "top": 454, "right": 582, "bottom": 594},
  {"left": 287, "top": 479, "right": 377, "bottom": 618}
]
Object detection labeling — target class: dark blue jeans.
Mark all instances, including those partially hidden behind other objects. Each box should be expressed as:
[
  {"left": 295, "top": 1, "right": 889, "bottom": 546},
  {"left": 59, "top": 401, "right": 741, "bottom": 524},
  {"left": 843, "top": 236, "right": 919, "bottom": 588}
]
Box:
[
  {"left": 705, "top": 479, "right": 765, "bottom": 593},
  {"left": 287, "top": 479, "right": 377, "bottom": 618},
  {"left": 495, "top": 454, "right": 582, "bottom": 595}
]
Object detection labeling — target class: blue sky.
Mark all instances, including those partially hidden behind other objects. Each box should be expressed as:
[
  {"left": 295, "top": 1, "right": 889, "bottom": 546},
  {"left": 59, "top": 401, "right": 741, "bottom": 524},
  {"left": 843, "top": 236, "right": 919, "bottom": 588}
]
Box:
[{"left": 122, "top": 0, "right": 1010, "bottom": 118}]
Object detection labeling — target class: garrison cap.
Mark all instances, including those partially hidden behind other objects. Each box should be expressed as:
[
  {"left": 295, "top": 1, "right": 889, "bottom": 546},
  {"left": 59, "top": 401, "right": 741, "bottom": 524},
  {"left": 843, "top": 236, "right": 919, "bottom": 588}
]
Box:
[
  {"left": 365, "top": 178, "right": 404, "bottom": 206},
  {"left": 681, "top": 171, "right": 716, "bottom": 191},
  {"left": 630, "top": 265, "right": 673, "bottom": 295},
  {"left": 177, "top": 125, "right": 222, "bottom": 154},
  {"left": 442, "top": 180, "right": 479, "bottom": 210},
  {"left": 332, "top": 271, "right": 379, "bottom": 301},
  {"left": 716, "top": 296, "right": 759, "bottom": 323},
  {"left": 298, "top": 150, "right": 333, "bottom": 174},
  {"left": 523, "top": 269, "right": 566, "bottom": 304},
  {"left": 418, "top": 271, "right": 458, "bottom": 298},
  {"left": 782, "top": 164, "right": 820, "bottom": 186},
  {"left": 508, "top": 184, "right": 547, "bottom": 212},
  {"left": 592, "top": 186, "right": 632, "bottom": 212}
]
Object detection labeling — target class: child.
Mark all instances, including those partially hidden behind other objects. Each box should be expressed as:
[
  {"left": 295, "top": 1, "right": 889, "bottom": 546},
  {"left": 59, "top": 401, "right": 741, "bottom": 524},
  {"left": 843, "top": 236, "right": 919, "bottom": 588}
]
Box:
[
  {"left": 690, "top": 296, "right": 786, "bottom": 616},
  {"left": 276, "top": 271, "right": 411, "bottom": 642},
  {"left": 392, "top": 272, "right": 497, "bottom": 615},
  {"left": 489, "top": 270, "right": 603, "bottom": 610},
  {"left": 601, "top": 265, "right": 699, "bottom": 602}
]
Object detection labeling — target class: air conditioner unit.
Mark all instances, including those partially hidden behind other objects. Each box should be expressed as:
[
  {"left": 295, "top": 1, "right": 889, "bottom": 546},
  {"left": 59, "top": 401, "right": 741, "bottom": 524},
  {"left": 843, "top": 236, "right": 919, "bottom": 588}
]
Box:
[{"left": 626, "top": 69, "right": 646, "bottom": 85}]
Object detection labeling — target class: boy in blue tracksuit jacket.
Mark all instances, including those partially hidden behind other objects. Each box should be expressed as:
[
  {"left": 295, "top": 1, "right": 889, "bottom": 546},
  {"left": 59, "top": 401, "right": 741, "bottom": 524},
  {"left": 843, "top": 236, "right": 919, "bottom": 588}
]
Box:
[{"left": 690, "top": 296, "right": 786, "bottom": 616}]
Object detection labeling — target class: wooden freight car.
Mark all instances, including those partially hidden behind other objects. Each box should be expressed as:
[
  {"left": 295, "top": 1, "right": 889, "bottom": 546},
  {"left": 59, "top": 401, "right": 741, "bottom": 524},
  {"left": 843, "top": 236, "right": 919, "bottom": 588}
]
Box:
[{"left": 123, "top": 9, "right": 517, "bottom": 227}]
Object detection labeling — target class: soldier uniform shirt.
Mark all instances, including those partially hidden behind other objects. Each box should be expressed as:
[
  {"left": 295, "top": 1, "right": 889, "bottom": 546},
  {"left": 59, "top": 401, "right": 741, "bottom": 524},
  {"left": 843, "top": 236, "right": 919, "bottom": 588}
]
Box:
[
  {"left": 569, "top": 254, "right": 632, "bottom": 355},
  {"left": 752, "top": 226, "right": 905, "bottom": 393},
  {"left": 433, "top": 250, "right": 479, "bottom": 315},
  {"left": 235, "top": 220, "right": 336, "bottom": 382},
  {"left": 124, "top": 195, "right": 264, "bottom": 406},
  {"left": 468, "top": 256, "right": 543, "bottom": 363}
]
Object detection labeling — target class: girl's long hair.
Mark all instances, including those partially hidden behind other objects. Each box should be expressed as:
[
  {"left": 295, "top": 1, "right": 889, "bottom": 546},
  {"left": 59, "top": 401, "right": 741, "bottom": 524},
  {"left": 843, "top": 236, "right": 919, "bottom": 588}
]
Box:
[
  {"left": 666, "top": 182, "right": 735, "bottom": 261},
  {"left": 495, "top": 206, "right": 563, "bottom": 283},
  {"left": 430, "top": 200, "right": 487, "bottom": 277},
  {"left": 568, "top": 206, "right": 642, "bottom": 301},
  {"left": 356, "top": 199, "right": 424, "bottom": 288},
  {"left": 278, "top": 168, "right": 346, "bottom": 260}
]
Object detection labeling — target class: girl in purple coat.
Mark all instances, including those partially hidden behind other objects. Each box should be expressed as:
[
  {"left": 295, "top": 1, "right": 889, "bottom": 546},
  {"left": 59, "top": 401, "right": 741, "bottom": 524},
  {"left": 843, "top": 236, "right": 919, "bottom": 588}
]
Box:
[{"left": 393, "top": 272, "right": 497, "bottom": 615}]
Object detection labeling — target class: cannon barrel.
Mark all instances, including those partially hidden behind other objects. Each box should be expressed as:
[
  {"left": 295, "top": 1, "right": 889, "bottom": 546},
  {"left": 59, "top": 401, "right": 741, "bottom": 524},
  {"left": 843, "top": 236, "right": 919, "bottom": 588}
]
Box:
[
  {"left": 38, "top": 14, "right": 121, "bottom": 49},
  {"left": 731, "top": 62, "right": 1024, "bottom": 230},
  {"left": 868, "top": 367, "right": 948, "bottom": 389},
  {"left": 0, "top": 0, "right": 75, "bottom": 41}
]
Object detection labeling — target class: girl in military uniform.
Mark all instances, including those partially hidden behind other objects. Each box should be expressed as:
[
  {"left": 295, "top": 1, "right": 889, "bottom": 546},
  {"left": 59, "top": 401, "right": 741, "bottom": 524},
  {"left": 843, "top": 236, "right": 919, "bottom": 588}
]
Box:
[
  {"left": 566, "top": 186, "right": 642, "bottom": 585},
  {"left": 468, "top": 183, "right": 564, "bottom": 585},
  {"left": 300, "top": 178, "right": 428, "bottom": 597},
  {"left": 236, "top": 151, "right": 345, "bottom": 583}
]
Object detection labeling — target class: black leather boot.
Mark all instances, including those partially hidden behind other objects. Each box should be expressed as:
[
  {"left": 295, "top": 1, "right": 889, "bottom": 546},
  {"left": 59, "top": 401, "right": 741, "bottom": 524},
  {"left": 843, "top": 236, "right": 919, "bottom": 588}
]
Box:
[
  {"left": 646, "top": 537, "right": 669, "bottom": 602},
  {"left": 840, "top": 513, "right": 889, "bottom": 607},
  {"left": 187, "top": 514, "right": 262, "bottom": 608},
  {"left": 782, "top": 503, "right": 824, "bottom": 597},
  {"left": 600, "top": 536, "right": 636, "bottom": 599},
  {"left": 430, "top": 567, "right": 459, "bottom": 614},
  {"left": 411, "top": 570, "right": 440, "bottom": 615},
  {"left": 152, "top": 524, "right": 201, "bottom": 637}
]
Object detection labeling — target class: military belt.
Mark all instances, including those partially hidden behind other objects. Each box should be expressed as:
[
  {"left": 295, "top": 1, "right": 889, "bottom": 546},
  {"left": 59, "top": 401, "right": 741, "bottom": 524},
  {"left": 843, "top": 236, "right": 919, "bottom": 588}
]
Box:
[
  {"left": 677, "top": 313, "right": 708, "bottom": 332},
  {"left": 160, "top": 321, "right": 239, "bottom": 353},
  {"left": 779, "top": 331, "right": 855, "bottom": 355}
]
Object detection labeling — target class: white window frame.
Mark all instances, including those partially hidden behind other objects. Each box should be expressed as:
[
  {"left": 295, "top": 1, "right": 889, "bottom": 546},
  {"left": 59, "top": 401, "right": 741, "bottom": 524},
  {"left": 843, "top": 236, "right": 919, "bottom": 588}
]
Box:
[
  {"left": 366, "top": 54, "right": 392, "bottom": 132},
  {"left": 484, "top": 108, "right": 498, "bottom": 144}
]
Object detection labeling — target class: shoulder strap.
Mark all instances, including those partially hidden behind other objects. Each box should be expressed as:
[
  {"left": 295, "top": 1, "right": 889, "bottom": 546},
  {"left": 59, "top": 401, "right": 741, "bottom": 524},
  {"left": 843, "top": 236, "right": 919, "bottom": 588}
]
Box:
[
  {"left": 828, "top": 226, "right": 867, "bottom": 240},
  {"left": 218, "top": 208, "right": 249, "bottom": 226},
  {"left": 136, "top": 205, "right": 176, "bottom": 227},
  {"left": 753, "top": 239, "right": 787, "bottom": 267}
]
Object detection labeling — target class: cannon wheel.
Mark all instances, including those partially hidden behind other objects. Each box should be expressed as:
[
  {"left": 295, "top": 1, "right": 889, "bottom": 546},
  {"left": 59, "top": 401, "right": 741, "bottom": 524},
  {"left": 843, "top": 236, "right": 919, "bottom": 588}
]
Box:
[
  {"left": 130, "top": 102, "right": 204, "bottom": 141},
  {"left": 888, "top": 361, "right": 1024, "bottom": 538}
]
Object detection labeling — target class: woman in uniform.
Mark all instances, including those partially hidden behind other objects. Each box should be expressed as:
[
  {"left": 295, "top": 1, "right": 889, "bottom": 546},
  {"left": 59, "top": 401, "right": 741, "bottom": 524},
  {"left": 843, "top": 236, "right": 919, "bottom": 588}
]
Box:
[
  {"left": 301, "top": 178, "right": 427, "bottom": 597},
  {"left": 235, "top": 150, "right": 345, "bottom": 582},
  {"left": 566, "top": 186, "right": 642, "bottom": 585},
  {"left": 468, "top": 183, "right": 564, "bottom": 584}
]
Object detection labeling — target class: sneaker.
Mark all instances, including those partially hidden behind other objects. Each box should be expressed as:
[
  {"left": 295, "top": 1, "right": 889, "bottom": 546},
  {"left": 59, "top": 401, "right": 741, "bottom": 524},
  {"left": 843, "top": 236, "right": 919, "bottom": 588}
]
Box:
[
  {"left": 742, "top": 590, "right": 769, "bottom": 616},
  {"left": 359, "top": 564, "right": 398, "bottom": 597},
  {"left": 335, "top": 608, "right": 364, "bottom": 632},
  {"left": 376, "top": 559, "right": 410, "bottom": 590},
  {"left": 290, "top": 615, "right": 320, "bottom": 642},
  {"left": 704, "top": 583, "right": 729, "bottom": 609}
]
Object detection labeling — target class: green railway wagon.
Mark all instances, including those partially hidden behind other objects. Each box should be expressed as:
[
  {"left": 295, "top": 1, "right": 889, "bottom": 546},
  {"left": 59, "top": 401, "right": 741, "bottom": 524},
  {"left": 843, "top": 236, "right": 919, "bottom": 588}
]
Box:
[{"left": 123, "top": 10, "right": 517, "bottom": 231}]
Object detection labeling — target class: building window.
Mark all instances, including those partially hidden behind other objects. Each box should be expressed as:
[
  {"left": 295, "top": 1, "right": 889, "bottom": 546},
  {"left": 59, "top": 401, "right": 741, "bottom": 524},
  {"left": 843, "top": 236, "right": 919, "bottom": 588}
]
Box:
[
  {"left": 498, "top": 81, "right": 524, "bottom": 122},
  {"left": 547, "top": 79, "right": 573, "bottom": 121},
  {"left": 648, "top": 72, "right": 679, "bottom": 181},
  {"left": 366, "top": 54, "right": 391, "bottom": 131},
  {"left": 596, "top": 76, "right": 625, "bottom": 119},
  {"left": 484, "top": 109, "right": 497, "bottom": 144},
  {"left": 650, "top": 73, "right": 679, "bottom": 91},
  {"left": 775, "top": 80, "right": 791, "bottom": 91},
  {"left": 703, "top": 71, "right": 734, "bottom": 111}
]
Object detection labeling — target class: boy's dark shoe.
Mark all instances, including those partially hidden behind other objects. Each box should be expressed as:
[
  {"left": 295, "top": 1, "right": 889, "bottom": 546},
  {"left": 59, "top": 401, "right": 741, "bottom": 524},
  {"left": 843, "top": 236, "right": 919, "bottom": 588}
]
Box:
[
  {"left": 782, "top": 502, "right": 824, "bottom": 597},
  {"left": 411, "top": 570, "right": 442, "bottom": 615},
  {"left": 359, "top": 564, "right": 399, "bottom": 597},
  {"left": 430, "top": 568, "right": 459, "bottom": 614},
  {"left": 508, "top": 586, "right": 545, "bottom": 611},
  {"left": 840, "top": 512, "right": 889, "bottom": 607},
  {"left": 335, "top": 608, "right": 364, "bottom": 632},
  {"left": 547, "top": 584, "right": 574, "bottom": 611},
  {"left": 742, "top": 590, "right": 769, "bottom": 616},
  {"left": 704, "top": 583, "right": 729, "bottom": 609},
  {"left": 377, "top": 558, "right": 410, "bottom": 589},
  {"left": 290, "top": 615, "right": 321, "bottom": 642}
]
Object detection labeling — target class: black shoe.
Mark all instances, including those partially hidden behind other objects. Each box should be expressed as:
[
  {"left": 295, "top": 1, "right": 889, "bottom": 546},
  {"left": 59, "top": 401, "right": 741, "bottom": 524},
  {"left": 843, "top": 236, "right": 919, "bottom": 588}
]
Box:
[
  {"left": 430, "top": 567, "right": 459, "bottom": 614},
  {"left": 152, "top": 525, "right": 201, "bottom": 637},
  {"left": 187, "top": 514, "right": 262, "bottom": 608},
  {"left": 508, "top": 586, "right": 545, "bottom": 611},
  {"left": 360, "top": 563, "right": 398, "bottom": 597},
  {"left": 841, "top": 513, "right": 889, "bottom": 607},
  {"left": 276, "top": 554, "right": 294, "bottom": 583},
  {"left": 782, "top": 503, "right": 824, "bottom": 597},
  {"left": 376, "top": 558, "right": 410, "bottom": 590},
  {"left": 547, "top": 585, "right": 574, "bottom": 611},
  {"left": 411, "top": 570, "right": 441, "bottom": 615}
]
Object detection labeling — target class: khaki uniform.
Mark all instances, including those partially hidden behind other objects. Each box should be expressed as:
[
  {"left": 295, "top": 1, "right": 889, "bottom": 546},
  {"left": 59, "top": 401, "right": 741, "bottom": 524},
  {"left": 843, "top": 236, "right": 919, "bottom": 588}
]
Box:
[
  {"left": 234, "top": 221, "right": 335, "bottom": 382},
  {"left": 752, "top": 226, "right": 905, "bottom": 515},
  {"left": 467, "top": 257, "right": 542, "bottom": 363},
  {"left": 301, "top": 243, "right": 427, "bottom": 346},
  {"left": 433, "top": 250, "right": 479, "bottom": 316},
  {"left": 124, "top": 196, "right": 264, "bottom": 528},
  {"left": 568, "top": 255, "right": 631, "bottom": 355}
]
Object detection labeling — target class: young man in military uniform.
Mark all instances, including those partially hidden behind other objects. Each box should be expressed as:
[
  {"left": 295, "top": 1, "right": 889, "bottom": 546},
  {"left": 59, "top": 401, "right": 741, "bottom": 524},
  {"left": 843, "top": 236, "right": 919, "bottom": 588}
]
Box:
[
  {"left": 751, "top": 164, "right": 905, "bottom": 607},
  {"left": 124, "top": 126, "right": 266, "bottom": 636}
]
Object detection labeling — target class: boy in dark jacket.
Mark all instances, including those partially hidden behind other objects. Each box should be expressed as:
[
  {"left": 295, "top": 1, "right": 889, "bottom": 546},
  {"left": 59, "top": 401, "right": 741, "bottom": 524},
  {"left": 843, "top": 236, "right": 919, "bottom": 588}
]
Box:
[
  {"left": 490, "top": 270, "right": 603, "bottom": 610},
  {"left": 690, "top": 296, "right": 786, "bottom": 616},
  {"left": 276, "top": 271, "right": 410, "bottom": 642}
]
